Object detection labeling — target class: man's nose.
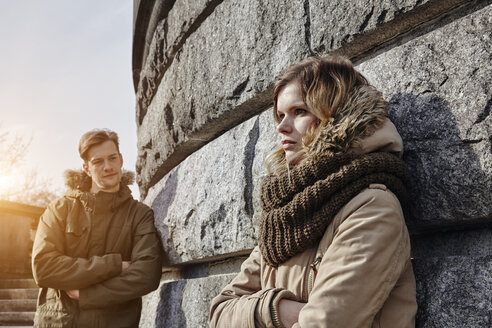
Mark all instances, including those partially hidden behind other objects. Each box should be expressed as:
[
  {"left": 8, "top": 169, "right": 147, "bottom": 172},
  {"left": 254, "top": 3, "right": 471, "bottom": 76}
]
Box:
[{"left": 103, "top": 160, "right": 112, "bottom": 170}]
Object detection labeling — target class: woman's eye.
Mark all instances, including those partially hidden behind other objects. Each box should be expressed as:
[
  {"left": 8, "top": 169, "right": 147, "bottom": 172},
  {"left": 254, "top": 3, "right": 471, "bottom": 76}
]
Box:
[
  {"left": 278, "top": 114, "right": 285, "bottom": 120},
  {"left": 295, "top": 108, "right": 307, "bottom": 115}
]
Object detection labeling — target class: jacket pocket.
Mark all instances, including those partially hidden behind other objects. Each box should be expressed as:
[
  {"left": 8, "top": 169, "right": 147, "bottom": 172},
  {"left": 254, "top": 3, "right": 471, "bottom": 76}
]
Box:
[
  {"left": 64, "top": 228, "right": 90, "bottom": 258},
  {"left": 108, "top": 222, "right": 133, "bottom": 259},
  {"left": 64, "top": 202, "right": 90, "bottom": 257},
  {"left": 34, "top": 303, "right": 74, "bottom": 328}
]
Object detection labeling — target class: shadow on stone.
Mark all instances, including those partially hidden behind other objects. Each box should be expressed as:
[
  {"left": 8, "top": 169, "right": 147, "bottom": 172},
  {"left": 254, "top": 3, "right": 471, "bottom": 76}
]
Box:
[
  {"left": 154, "top": 280, "right": 187, "bottom": 328},
  {"left": 151, "top": 168, "right": 182, "bottom": 265},
  {"left": 412, "top": 254, "right": 492, "bottom": 328},
  {"left": 388, "top": 93, "right": 491, "bottom": 232},
  {"left": 388, "top": 93, "right": 492, "bottom": 327}
]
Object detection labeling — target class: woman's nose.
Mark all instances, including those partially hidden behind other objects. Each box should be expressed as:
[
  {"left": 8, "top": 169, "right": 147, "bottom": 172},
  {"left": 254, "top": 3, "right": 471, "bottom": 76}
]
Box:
[{"left": 277, "top": 117, "right": 292, "bottom": 134}]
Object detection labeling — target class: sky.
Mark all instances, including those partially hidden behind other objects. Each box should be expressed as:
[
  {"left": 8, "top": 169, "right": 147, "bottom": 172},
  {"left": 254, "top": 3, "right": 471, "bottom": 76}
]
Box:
[{"left": 0, "top": 1, "right": 141, "bottom": 199}]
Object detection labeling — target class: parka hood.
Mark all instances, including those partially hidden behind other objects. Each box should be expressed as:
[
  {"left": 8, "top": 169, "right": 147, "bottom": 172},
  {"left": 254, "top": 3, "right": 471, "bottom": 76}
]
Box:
[
  {"left": 63, "top": 169, "right": 135, "bottom": 191},
  {"left": 304, "top": 85, "right": 402, "bottom": 161},
  {"left": 350, "top": 118, "right": 403, "bottom": 157},
  {"left": 62, "top": 169, "right": 136, "bottom": 211}
]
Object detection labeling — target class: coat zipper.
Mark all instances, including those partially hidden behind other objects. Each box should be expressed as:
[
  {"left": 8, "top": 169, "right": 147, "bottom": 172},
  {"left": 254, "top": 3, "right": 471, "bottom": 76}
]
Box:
[{"left": 306, "top": 257, "right": 322, "bottom": 297}]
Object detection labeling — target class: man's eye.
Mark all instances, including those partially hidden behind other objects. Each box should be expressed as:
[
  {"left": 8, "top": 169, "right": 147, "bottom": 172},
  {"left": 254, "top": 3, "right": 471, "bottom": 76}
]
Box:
[
  {"left": 93, "top": 161, "right": 102, "bottom": 165},
  {"left": 295, "top": 108, "right": 307, "bottom": 115}
]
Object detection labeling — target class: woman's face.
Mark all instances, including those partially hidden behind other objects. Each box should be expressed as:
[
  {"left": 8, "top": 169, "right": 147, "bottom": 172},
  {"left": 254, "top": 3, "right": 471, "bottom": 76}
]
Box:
[{"left": 276, "top": 81, "right": 319, "bottom": 165}]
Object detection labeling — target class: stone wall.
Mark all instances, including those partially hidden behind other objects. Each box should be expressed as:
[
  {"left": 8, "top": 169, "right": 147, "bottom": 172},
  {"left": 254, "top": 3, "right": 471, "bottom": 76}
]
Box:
[
  {"left": 0, "top": 201, "right": 44, "bottom": 278},
  {"left": 133, "top": 1, "right": 492, "bottom": 327}
]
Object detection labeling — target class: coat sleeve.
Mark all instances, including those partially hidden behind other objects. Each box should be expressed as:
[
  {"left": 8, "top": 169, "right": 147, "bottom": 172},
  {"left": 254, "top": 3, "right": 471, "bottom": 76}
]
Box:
[
  {"left": 78, "top": 209, "right": 163, "bottom": 309},
  {"left": 209, "top": 247, "right": 296, "bottom": 328},
  {"left": 32, "top": 201, "right": 123, "bottom": 290},
  {"left": 292, "top": 187, "right": 412, "bottom": 327}
]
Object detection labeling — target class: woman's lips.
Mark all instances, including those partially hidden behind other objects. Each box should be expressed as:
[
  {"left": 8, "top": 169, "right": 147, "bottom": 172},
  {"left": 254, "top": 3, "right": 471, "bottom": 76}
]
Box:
[{"left": 282, "top": 140, "right": 296, "bottom": 150}]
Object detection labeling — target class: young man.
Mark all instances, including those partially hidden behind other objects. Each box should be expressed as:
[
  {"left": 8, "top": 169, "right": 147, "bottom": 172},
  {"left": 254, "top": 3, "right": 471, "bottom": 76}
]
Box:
[{"left": 32, "top": 129, "right": 162, "bottom": 327}]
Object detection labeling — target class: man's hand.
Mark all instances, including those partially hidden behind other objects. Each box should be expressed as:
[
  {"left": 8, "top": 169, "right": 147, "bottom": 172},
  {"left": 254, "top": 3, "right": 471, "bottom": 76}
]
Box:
[
  {"left": 278, "top": 299, "right": 305, "bottom": 328},
  {"left": 66, "top": 289, "right": 79, "bottom": 300},
  {"left": 122, "top": 261, "right": 132, "bottom": 271},
  {"left": 64, "top": 261, "right": 131, "bottom": 300}
]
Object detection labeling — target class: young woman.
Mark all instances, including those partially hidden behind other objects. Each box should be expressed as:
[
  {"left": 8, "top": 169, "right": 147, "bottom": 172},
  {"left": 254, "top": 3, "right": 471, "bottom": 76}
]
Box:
[{"left": 209, "top": 56, "right": 417, "bottom": 327}]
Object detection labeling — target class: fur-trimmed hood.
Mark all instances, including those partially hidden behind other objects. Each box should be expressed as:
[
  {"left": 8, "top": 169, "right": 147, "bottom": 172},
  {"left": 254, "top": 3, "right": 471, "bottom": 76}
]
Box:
[
  {"left": 62, "top": 169, "right": 136, "bottom": 210},
  {"left": 304, "top": 85, "right": 402, "bottom": 161},
  {"left": 64, "top": 169, "right": 135, "bottom": 191}
]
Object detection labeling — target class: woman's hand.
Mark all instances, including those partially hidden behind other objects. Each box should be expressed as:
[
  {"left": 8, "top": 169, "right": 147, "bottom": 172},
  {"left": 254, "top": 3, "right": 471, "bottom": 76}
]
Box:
[
  {"left": 278, "top": 299, "right": 305, "bottom": 328},
  {"left": 66, "top": 289, "right": 79, "bottom": 300}
]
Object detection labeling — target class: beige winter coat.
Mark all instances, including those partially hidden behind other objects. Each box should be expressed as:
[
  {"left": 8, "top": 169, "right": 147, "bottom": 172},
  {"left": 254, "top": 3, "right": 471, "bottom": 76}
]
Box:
[{"left": 209, "top": 119, "right": 417, "bottom": 327}]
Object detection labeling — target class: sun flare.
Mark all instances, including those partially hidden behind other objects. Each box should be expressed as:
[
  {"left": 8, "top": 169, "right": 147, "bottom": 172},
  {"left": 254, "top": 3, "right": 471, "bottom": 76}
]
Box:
[{"left": 0, "top": 173, "right": 20, "bottom": 197}]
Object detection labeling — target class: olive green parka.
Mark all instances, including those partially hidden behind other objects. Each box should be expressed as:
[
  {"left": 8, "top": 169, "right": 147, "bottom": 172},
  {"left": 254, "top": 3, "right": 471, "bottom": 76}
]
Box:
[{"left": 32, "top": 171, "right": 162, "bottom": 328}]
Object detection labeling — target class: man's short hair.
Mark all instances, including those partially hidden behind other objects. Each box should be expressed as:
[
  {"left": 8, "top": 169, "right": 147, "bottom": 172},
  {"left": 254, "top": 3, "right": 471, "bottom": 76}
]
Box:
[{"left": 79, "top": 129, "right": 120, "bottom": 162}]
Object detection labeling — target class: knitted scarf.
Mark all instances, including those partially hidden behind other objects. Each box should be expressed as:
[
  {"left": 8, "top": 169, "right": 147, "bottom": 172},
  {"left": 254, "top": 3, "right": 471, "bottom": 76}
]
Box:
[{"left": 258, "top": 152, "right": 410, "bottom": 266}]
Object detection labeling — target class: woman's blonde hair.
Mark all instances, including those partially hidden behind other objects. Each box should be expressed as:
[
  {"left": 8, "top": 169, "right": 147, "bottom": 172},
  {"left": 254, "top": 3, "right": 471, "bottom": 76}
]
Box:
[{"left": 265, "top": 56, "right": 370, "bottom": 174}]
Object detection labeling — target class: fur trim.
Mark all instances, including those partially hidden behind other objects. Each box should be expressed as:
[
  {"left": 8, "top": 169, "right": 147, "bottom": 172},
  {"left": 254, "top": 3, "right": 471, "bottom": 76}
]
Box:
[
  {"left": 64, "top": 169, "right": 135, "bottom": 190},
  {"left": 305, "top": 85, "right": 387, "bottom": 161}
]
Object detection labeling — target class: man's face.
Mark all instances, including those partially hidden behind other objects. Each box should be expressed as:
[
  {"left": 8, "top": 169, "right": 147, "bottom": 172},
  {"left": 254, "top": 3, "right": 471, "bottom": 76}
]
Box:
[{"left": 82, "top": 140, "right": 123, "bottom": 193}]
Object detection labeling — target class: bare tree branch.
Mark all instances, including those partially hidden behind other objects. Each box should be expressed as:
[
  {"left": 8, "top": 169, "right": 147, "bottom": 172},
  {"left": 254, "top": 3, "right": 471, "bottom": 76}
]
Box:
[{"left": 0, "top": 125, "right": 60, "bottom": 206}]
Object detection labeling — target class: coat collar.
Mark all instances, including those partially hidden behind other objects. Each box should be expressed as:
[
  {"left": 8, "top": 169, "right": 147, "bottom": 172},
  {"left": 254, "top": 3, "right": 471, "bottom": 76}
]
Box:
[
  {"left": 63, "top": 169, "right": 135, "bottom": 211},
  {"left": 64, "top": 169, "right": 135, "bottom": 190}
]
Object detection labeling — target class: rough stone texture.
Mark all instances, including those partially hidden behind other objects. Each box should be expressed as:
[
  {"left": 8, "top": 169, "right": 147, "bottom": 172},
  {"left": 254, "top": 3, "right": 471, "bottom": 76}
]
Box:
[
  {"left": 146, "top": 5, "right": 492, "bottom": 263},
  {"left": 134, "top": 1, "right": 492, "bottom": 326},
  {"left": 144, "top": 109, "right": 278, "bottom": 265},
  {"left": 310, "top": 0, "right": 488, "bottom": 61},
  {"left": 137, "top": 0, "right": 440, "bottom": 123},
  {"left": 208, "top": 256, "right": 248, "bottom": 276},
  {"left": 412, "top": 228, "right": 492, "bottom": 258},
  {"left": 309, "top": 0, "right": 429, "bottom": 54},
  {"left": 139, "top": 274, "right": 235, "bottom": 328},
  {"left": 136, "top": 0, "right": 310, "bottom": 196},
  {"left": 357, "top": 5, "right": 492, "bottom": 231},
  {"left": 146, "top": 115, "right": 262, "bottom": 265},
  {"left": 144, "top": 107, "right": 280, "bottom": 265},
  {"left": 135, "top": 0, "right": 489, "bottom": 198},
  {"left": 139, "top": 280, "right": 162, "bottom": 328},
  {"left": 413, "top": 255, "right": 492, "bottom": 327},
  {"left": 136, "top": 0, "right": 219, "bottom": 123},
  {"left": 132, "top": 0, "right": 175, "bottom": 88},
  {"left": 411, "top": 228, "right": 492, "bottom": 326},
  {"left": 251, "top": 109, "right": 278, "bottom": 234}
]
